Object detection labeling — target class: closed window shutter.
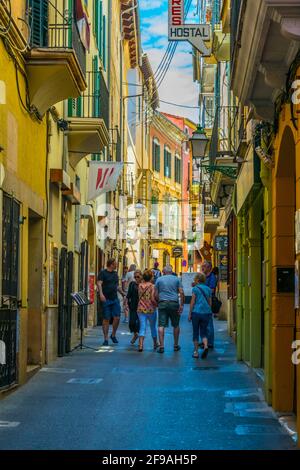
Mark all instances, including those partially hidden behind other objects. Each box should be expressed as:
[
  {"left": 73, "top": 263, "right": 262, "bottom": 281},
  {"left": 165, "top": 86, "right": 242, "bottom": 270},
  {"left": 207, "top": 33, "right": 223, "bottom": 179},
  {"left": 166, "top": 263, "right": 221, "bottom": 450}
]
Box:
[
  {"left": 157, "top": 144, "right": 160, "bottom": 172},
  {"left": 152, "top": 140, "right": 155, "bottom": 170},
  {"left": 103, "top": 15, "right": 106, "bottom": 69},
  {"left": 93, "top": 55, "right": 100, "bottom": 117},
  {"left": 29, "top": 0, "right": 48, "bottom": 47},
  {"left": 99, "top": 1, "right": 103, "bottom": 60}
]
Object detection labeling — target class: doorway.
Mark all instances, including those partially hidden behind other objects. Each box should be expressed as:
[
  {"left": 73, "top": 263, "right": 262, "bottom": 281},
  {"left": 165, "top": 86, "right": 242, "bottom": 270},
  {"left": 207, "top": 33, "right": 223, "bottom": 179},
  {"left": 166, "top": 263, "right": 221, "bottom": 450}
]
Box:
[
  {"left": 273, "top": 125, "right": 296, "bottom": 412},
  {"left": 27, "top": 209, "right": 43, "bottom": 366},
  {"left": 0, "top": 194, "right": 20, "bottom": 389}
]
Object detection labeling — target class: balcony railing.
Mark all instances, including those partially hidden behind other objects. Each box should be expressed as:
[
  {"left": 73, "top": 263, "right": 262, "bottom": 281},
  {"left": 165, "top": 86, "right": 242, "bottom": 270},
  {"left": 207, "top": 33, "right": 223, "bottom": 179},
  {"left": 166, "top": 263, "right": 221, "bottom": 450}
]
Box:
[
  {"left": 68, "top": 71, "right": 109, "bottom": 128},
  {"left": 209, "top": 106, "right": 239, "bottom": 166},
  {"left": 28, "top": 0, "right": 86, "bottom": 75}
]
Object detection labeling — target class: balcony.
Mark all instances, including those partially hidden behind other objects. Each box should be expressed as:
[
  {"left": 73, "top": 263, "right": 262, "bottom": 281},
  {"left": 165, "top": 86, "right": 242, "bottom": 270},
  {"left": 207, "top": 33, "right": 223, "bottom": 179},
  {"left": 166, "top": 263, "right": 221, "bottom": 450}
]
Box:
[
  {"left": 67, "top": 71, "right": 110, "bottom": 168},
  {"left": 62, "top": 183, "right": 81, "bottom": 205},
  {"left": 206, "top": 106, "right": 239, "bottom": 206},
  {"left": 212, "top": 23, "right": 230, "bottom": 62},
  {"left": 25, "top": 0, "right": 87, "bottom": 116},
  {"left": 231, "top": 0, "right": 300, "bottom": 119}
]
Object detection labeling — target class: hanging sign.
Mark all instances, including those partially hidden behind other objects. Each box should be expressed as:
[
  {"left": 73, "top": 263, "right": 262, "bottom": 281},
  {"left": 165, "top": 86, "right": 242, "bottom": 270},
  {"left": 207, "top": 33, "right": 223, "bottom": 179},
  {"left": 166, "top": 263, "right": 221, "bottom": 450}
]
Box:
[
  {"left": 168, "top": 0, "right": 211, "bottom": 56},
  {"left": 88, "top": 162, "right": 124, "bottom": 201}
]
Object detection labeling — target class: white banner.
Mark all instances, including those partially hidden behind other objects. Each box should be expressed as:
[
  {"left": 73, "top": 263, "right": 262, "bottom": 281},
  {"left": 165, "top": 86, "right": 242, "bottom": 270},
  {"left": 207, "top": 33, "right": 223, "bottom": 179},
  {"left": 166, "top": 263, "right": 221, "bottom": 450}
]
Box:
[{"left": 87, "top": 162, "right": 124, "bottom": 201}]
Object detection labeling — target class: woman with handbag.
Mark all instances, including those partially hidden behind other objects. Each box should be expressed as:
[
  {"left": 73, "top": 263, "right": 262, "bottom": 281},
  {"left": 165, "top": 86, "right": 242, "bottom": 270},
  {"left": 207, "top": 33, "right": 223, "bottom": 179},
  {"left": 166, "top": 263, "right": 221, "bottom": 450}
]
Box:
[
  {"left": 188, "top": 273, "right": 212, "bottom": 359},
  {"left": 127, "top": 270, "right": 142, "bottom": 345},
  {"left": 137, "top": 270, "right": 159, "bottom": 352}
]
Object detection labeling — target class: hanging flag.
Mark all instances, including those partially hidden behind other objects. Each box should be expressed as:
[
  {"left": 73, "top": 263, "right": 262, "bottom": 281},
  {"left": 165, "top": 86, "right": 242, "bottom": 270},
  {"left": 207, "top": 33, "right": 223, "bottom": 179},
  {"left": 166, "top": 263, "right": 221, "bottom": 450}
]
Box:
[
  {"left": 75, "top": 0, "right": 91, "bottom": 51},
  {"left": 87, "top": 162, "right": 124, "bottom": 201}
]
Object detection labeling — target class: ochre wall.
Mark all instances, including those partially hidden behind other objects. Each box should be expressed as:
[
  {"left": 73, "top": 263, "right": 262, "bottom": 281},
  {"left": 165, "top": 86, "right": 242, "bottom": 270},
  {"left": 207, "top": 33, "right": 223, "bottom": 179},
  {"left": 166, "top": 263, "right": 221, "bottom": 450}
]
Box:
[{"left": 272, "top": 100, "right": 300, "bottom": 444}]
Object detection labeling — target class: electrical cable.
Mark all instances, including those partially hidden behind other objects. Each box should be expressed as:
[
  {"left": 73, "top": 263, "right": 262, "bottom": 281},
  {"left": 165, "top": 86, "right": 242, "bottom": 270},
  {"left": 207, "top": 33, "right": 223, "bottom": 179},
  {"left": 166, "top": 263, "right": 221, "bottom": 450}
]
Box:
[
  {"left": 0, "top": 0, "right": 11, "bottom": 34},
  {"left": 128, "top": 0, "right": 193, "bottom": 126}
]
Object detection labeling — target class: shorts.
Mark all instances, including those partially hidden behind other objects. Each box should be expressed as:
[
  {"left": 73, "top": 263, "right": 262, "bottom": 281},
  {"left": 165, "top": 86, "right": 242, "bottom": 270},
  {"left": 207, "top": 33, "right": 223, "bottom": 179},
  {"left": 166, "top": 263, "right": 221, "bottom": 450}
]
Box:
[
  {"left": 102, "top": 298, "right": 121, "bottom": 320},
  {"left": 158, "top": 301, "right": 180, "bottom": 328}
]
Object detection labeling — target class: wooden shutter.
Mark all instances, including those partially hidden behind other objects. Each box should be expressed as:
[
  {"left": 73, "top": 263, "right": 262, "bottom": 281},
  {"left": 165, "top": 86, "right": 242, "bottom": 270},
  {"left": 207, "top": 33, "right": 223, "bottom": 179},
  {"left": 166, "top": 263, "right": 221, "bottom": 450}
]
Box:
[
  {"left": 93, "top": 56, "right": 100, "bottom": 117},
  {"left": 29, "top": 0, "right": 48, "bottom": 47},
  {"left": 152, "top": 139, "right": 156, "bottom": 171},
  {"left": 103, "top": 15, "right": 106, "bottom": 69}
]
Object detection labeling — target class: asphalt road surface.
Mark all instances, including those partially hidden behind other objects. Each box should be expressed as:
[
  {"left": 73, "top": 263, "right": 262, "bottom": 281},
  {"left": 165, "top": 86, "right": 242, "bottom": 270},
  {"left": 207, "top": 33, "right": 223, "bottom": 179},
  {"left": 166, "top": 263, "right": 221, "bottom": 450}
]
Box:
[{"left": 0, "top": 308, "right": 296, "bottom": 450}]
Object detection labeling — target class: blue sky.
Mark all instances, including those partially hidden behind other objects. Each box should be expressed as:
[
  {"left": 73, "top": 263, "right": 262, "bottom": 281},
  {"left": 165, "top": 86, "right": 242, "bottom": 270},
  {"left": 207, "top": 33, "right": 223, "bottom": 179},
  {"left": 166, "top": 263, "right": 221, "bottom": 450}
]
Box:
[{"left": 139, "top": 0, "right": 200, "bottom": 122}]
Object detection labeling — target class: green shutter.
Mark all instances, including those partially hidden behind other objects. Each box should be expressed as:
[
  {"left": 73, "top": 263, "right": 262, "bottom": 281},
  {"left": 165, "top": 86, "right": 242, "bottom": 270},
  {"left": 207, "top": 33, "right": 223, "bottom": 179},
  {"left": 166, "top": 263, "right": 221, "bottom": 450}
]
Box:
[
  {"left": 99, "top": 1, "right": 103, "bottom": 59},
  {"left": 29, "top": 0, "right": 48, "bottom": 47},
  {"left": 94, "top": 0, "right": 102, "bottom": 53},
  {"left": 152, "top": 140, "right": 156, "bottom": 171},
  {"left": 157, "top": 144, "right": 160, "bottom": 172},
  {"left": 103, "top": 15, "right": 106, "bottom": 69},
  {"left": 93, "top": 55, "right": 100, "bottom": 117}
]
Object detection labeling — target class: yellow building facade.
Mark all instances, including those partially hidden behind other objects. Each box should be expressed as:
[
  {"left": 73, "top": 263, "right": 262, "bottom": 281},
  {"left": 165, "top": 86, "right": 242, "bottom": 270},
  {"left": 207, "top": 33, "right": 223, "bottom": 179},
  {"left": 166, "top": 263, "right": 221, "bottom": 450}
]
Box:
[{"left": 149, "top": 112, "right": 186, "bottom": 274}]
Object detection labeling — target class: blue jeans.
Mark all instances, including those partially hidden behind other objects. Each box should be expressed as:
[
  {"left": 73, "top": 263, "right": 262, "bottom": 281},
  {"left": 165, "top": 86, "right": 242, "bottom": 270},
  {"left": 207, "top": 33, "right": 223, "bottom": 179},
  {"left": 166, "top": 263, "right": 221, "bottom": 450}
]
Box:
[
  {"left": 192, "top": 314, "right": 211, "bottom": 342},
  {"left": 138, "top": 311, "right": 157, "bottom": 339},
  {"left": 102, "top": 298, "right": 121, "bottom": 320}
]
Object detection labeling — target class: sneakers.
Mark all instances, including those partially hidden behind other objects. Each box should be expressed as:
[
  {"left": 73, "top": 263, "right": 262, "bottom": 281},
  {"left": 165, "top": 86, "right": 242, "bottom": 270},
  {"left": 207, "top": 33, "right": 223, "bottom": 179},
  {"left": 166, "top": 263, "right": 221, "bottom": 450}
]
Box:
[
  {"left": 103, "top": 340, "right": 109, "bottom": 346},
  {"left": 110, "top": 335, "right": 119, "bottom": 344}
]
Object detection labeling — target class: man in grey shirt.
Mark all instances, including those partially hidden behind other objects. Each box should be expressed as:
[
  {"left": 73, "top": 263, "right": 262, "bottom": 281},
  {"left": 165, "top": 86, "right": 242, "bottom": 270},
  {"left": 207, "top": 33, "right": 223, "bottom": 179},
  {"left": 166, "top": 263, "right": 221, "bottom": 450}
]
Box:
[{"left": 155, "top": 265, "right": 185, "bottom": 353}]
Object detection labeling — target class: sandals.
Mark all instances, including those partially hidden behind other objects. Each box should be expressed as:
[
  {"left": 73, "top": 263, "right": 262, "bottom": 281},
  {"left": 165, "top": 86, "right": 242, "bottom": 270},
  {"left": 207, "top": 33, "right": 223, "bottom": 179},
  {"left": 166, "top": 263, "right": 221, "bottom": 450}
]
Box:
[
  {"left": 157, "top": 346, "right": 165, "bottom": 354},
  {"left": 138, "top": 347, "right": 143, "bottom": 352},
  {"left": 130, "top": 334, "right": 139, "bottom": 345},
  {"left": 174, "top": 345, "right": 181, "bottom": 352},
  {"left": 192, "top": 351, "right": 199, "bottom": 359}
]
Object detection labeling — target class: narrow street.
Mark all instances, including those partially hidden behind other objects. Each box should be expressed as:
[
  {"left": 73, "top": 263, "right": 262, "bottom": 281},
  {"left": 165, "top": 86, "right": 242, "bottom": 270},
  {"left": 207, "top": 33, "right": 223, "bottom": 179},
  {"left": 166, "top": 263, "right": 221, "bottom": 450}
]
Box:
[{"left": 0, "top": 308, "right": 296, "bottom": 451}]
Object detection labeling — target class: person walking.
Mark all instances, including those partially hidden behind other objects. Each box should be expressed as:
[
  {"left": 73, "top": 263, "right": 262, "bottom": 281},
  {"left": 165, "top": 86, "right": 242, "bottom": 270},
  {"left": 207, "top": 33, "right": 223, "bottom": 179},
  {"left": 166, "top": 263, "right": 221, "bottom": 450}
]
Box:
[
  {"left": 137, "top": 270, "right": 159, "bottom": 352},
  {"left": 97, "top": 258, "right": 126, "bottom": 346},
  {"left": 127, "top": 269, "right": 142, "bottom": 345},
  {"left": 188, "top": 273, "right": 212, "bottom": 359},
  {"left": 122, "top": 264, "right": 136, "bottom": 323},
  {"left": 155, "top": 265, "right": 185, "bottom": 354},
  {"left": 202, "top": 261, "right": 217, "bottom": 348},
  {"left": 152, "top": 262, "right": 161, "bottom": 283}
]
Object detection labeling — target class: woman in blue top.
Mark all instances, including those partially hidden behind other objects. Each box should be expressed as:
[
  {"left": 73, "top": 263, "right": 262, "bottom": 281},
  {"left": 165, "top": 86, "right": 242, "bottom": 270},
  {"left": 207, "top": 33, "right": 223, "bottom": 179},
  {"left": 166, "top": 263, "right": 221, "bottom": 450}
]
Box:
[{"left": 188, "top": 273, "right": 212, "bottom": 359}]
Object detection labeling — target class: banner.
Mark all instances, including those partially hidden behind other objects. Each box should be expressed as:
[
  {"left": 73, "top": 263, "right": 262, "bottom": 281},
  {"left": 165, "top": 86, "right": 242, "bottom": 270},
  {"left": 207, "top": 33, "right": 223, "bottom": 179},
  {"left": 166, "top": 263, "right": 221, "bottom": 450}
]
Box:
[
  {"left": 75, "top": 0, "right": 90, "bottom": 51},
  {"left": 87, "top": 162, "right": 124, "bottom": 201}
]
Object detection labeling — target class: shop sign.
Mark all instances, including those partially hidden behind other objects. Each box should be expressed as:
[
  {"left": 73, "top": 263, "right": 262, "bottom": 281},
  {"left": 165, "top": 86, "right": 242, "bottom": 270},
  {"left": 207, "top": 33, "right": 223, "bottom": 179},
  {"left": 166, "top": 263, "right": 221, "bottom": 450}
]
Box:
[
  {"left": 172, "top": 246, "right": 183, "bottom": 258},
  {"left": 215, "top": 236, "right": 228, "bottom": 251},
  {"left": 219, "top": 254, "right": 228, "bottom": 282},
  {"left": 168, "top": 0, "right": 211, "bottom": 56}
]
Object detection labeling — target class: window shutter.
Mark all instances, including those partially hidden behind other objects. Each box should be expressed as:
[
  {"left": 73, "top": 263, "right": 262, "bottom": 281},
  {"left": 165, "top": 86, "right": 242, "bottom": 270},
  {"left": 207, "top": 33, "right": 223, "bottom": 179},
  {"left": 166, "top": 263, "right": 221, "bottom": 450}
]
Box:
[
  {"left": 93, "top": 56, "right": 100, "bottom": 117},
  {"left": 29, "top": 0, "right": 48, "bottom": 47},
  {"left": 157, "top": 144, "right": 160, "bottom": 172},
  {"left": 152, "top": 140, "right": 156, "bottom": 171},
  {"left": 103, "top": 15, "right": 106, "bottom": 69}
]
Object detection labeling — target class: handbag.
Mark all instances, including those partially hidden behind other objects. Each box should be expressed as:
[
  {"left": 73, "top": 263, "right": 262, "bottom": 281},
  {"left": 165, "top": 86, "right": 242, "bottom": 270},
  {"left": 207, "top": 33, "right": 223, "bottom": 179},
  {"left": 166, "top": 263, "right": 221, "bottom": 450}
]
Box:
[{"left": 211, "top": 294, "right": 222, "bottom": 314}]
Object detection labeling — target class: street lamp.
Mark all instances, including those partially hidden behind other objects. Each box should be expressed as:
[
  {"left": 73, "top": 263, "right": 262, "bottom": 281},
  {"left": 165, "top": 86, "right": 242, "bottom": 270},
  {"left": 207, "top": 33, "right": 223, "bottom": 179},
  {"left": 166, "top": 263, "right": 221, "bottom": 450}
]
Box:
[{"left": 189, "top": 125, "right": 209, "bottom": 158}]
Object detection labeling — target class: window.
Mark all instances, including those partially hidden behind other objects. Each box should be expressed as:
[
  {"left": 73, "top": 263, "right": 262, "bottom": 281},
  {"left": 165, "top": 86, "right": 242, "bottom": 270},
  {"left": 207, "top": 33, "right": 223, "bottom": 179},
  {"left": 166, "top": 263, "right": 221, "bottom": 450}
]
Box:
[
  {"left": 164, "top": 146, "right": 172, "bottom": 179},
  {"left": 94, "top": 1, "right": 107, "bottom": 70},
  {"left": 175, "top": 156, "right": 181, "bottom": 184},
  {"left": 152, "top": 139, "right": 160, "bottom": 172},
  {"left": 28, "top": 0, "right": 48, "bottom": 47}
]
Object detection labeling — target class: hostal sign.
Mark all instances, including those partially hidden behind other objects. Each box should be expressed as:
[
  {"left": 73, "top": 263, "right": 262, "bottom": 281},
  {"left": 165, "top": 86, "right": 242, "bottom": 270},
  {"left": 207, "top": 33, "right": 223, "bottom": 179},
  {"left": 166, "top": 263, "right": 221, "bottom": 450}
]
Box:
[{"left": 168, "top": 0, "right": 211, "bottom": 56}]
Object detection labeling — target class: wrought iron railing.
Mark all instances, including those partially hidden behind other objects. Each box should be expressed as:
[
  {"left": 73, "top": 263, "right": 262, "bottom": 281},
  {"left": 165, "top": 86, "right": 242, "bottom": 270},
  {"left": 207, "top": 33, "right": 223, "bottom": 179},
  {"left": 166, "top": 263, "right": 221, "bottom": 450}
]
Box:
[
  {"left": 68, "top": 71, "right": 109, "bottom": 128},
  {"left": 28, "top": 0, "right": 86, "bottom": 75},
  {"left": 209, "top": 106, "right": 239, "bottom": 166}
]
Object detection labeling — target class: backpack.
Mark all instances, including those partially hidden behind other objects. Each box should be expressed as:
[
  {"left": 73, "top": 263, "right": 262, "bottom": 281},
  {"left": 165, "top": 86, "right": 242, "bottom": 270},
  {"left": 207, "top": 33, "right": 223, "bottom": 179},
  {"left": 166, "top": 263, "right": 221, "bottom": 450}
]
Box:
[{"left": 152, "top": 269, "right": 161, "bottom": 282}]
